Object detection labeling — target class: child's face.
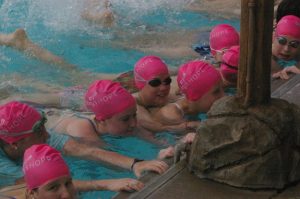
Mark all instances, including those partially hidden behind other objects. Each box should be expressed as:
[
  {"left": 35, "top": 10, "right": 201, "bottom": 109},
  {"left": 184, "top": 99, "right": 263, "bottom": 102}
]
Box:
[
  {"left": 14, "top": 126, "right": 49, "bottom": 161},
  {"left": 139, "top": 74, "right": 171, "bottom": 107},
  {"left": 31, "top": 176, "right": 77, "bottom": 199},
  {"left": 190, "top": 80, "right": 225, "bottom": 114},
  {"left": 212, "top": 48, "right": 229, "bottom": 63},
  {"left": 104, "top": 105, "right": 137, "bottom": 136},
  {"left": 272, "top": 35, "right": 300, "bottom": 61}
]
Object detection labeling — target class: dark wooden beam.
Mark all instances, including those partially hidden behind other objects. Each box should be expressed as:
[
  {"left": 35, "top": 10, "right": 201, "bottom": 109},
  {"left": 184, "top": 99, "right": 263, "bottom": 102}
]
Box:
[{"left": 237, "top": 0, "right": 274, "bottom": 106}]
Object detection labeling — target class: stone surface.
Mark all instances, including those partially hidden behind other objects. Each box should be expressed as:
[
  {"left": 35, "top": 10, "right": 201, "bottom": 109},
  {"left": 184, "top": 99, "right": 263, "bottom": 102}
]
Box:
[{"left": 188, "top": 96, "right": 300, "bottom": 189}]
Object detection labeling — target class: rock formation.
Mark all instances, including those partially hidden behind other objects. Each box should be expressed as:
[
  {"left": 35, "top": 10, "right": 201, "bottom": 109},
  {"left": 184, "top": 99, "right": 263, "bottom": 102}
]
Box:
[{"left": 188, "top": 96, "right": 300, "bottom": 189}]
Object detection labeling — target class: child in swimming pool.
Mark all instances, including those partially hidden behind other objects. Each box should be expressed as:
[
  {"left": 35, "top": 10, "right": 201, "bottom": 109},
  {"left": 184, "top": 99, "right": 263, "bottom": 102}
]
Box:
[
  {"left": 46, "top": 80, "right": 137, "bottom": 142},
  {"left": 81, "top": 0, "right": 115, "bottom": 27},
  {"left": 271, "top": 15, "right": 300, "bottom": 79},
  {"left": 132, "top": 55, "right": 199, "bottom": 134},
  {"left": 149, "top": 60, "right": 225, "bottom": 159},
  {"left": 0, "top": 28, "right": 118, "bottom": 85},
  {"left": 23, "top": 144, "right": 78, "bottom": 199},
  {"left": 209, "top": 24, "right": 240, "bottom": 67},
  {"left": 0, "top": 101, "right": 167, "bottom": 190},
  {"left": 219, "top": 45, "right": 239, "bottom": 89},
  {"left": 151, "top": 60, "right": 225, "bottom": 130},
  {"left": 45, "top": 79, "right": 193, "bottom": 144},
  {"left": 23, "top": 144, "right": 143, "bottom": 199},
  {"left": 0, "top": 29, "right": 76, "bottom": 71}
]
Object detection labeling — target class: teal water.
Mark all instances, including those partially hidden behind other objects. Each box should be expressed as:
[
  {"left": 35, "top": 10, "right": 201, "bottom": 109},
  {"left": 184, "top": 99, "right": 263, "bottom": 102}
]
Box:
[
  {"left": 0, "top": 1, "right": 239, "bottom": 198},
  {"left": 66, "top": 134, "right": 175, "bottom": 199}
]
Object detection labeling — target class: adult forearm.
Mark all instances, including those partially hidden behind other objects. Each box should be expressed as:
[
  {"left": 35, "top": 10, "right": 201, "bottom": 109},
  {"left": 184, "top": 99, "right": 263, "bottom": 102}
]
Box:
[{"left": 63, "top": 138, "right": 134, "bottom": 170}]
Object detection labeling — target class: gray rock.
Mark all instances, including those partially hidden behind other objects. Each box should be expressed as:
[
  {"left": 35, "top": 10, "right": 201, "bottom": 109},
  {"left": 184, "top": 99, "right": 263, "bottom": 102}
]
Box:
[{"left": 188, "top": 96, "right": 300, "bottom": 189}]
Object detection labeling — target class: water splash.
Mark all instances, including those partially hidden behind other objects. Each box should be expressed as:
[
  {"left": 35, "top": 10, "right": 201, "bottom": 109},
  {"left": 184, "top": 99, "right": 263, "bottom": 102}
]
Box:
[{"left": 0, "top": 0, "right": 192, "bottom": 34}]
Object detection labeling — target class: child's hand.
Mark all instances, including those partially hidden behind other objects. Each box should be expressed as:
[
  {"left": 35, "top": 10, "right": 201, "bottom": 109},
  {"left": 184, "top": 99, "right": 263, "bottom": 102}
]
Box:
[
  {"left": 186, "top": 121, "right": 201, "bottom": 131},
  {"left": 180, "top": 133, "right": 196, "bottom": 144},
  {"left": 133, "top": 160, "right": 168, "bottom": 177},
  {"left": 157, "top": 146, "right": 175, "bottom": 160},
  {"left": 272, "top": 66, "right": 300, "bottom": 80},
  {"left": 106, "top": 178, "right": 144, "bottom": 192}
]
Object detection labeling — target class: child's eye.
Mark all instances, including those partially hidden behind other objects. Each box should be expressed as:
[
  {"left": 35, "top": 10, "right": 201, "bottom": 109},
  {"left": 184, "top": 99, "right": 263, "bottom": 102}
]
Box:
[
  {"left": 122, "top": 117, "right": 130, "bottom": 122},
  {"left": 47, "top": 184, "right": 59, "bottom": 191}
]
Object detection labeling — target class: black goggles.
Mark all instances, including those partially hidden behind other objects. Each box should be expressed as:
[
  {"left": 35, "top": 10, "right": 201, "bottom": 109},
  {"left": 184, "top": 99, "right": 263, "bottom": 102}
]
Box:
[
  {"left": 148, "top": 77, "right": 172, "bottom": 87},
  {"left": 0, "top": 112, "right": 47, "bottom": 137},
  {"left": 277, "top": 36, "right": 300, "bottom": 49}
]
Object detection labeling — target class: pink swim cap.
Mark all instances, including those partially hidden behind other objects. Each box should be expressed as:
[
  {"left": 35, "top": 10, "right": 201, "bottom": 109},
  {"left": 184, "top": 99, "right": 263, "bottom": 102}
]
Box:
[
  {"left": 220, "top": 45, "right": 240, "bottom": 84},
  {"left": 23, "top": 144, "right": 70, "bottom": 190},
  {"left": 276, "top": 15, "right": 300, "bottom": 39},
  {"left": 0, "top": 101, "right": 42, "bottom": 144},
  {"left": 85, "top": 80, "right": 136, "bottom": 120},
  {"left": 134, "top": 55, "right": 169, "bottom": 89},
  {"left": 209, "top": 24, "right": 240, "bottom": 55},
  {"left": 177, "top": 61, "right": 221, "bottom": 101}
]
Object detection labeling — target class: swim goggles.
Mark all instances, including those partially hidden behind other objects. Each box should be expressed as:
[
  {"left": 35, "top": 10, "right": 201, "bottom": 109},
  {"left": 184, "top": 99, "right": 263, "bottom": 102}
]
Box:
[
  {"left": 135, "top": 71, "right": 172, "bottom": 87},
  {"left": 210, "top": 47, "right": 228, "bottom": 54},
  {"left": 277, "top": 36, "right": 300, "bottom": 49},
  {"left": 0, "top": 112, "right": 47, "bottom": 137},
  {"left": 147, "top": 77, "right": 172, "bottom": 87}
]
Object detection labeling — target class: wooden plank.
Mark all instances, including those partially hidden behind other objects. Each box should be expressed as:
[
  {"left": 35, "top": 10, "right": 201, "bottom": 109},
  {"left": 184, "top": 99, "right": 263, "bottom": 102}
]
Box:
[
  {"left": 238, "top": 0, "right": 274, "bottom": 106},
  {"left": 138, "top": 167, "right": 275, "bottom": 199}
]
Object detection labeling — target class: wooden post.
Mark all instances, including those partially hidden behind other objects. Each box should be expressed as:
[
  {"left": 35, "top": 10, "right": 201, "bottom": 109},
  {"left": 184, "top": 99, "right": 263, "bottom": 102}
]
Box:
[{"left": 237, "top": 0, "right": 274, "bottom": 107}]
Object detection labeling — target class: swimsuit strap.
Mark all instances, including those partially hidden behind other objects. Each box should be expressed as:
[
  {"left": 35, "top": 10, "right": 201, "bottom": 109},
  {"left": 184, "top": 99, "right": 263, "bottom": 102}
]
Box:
[
  {"left": 74, "top": 114, "right": 101, "bottom": 135},
  {"left": 172, "top": 102, "right": 185, "bottom": 117}
]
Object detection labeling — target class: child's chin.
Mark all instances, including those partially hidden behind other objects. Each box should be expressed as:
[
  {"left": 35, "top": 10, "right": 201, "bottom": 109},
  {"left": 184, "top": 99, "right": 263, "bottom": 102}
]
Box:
[{"left": 278, "top": 54, "right": 291, "bottom": 60}]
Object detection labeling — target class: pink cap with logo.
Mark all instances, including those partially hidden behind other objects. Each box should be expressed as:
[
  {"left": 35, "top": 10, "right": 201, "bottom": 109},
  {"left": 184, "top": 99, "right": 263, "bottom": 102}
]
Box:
[
  {"left": 0, "top": 101, "right": 41, "bottom": 144},
  {"left": 220, "top": 45, "right": 239, "bottom": 84},
  {"left": 209, "top": 24, "right": 240, "bottom": 55},
  {"left": 134, "top": 55, "right": 169, "bottom": 89},
  {"left": 177, "top": 60, "right": 221, "bottom": 101},
  {"left": 85, "top": 80, "right": 136, "bottom": 120},
  {"left": 276, "top": 15, "right": 300, "bottom": 39},
  {"left": 23, "top": 144, "right": 70, "bottom": 190}
]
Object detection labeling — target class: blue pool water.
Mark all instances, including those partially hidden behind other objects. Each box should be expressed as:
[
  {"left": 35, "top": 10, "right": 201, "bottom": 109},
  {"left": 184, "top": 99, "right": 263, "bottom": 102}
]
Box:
[
  {"left": 66, "top": 134, "right": 174, "bottom": 199},
  {"left": 0, "top": 0, "right": 239, "bottom": 198}
]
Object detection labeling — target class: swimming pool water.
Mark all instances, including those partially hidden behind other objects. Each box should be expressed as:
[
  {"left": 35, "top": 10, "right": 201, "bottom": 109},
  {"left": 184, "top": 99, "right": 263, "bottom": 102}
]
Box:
[
  {"left": 0, "top": 0, "right": 239, "bottom": 85},
  {"left": 0, "top": 1, "right": 239, "bottom": 198},
  {"left": 65, "top": 134, "right": 175, "bottom": 199}
]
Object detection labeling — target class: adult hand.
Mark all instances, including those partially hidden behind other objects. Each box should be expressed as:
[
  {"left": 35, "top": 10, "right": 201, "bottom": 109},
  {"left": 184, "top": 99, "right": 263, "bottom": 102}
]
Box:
[{"left": 133, "top": 160, "right": 168, "bottom": 178}]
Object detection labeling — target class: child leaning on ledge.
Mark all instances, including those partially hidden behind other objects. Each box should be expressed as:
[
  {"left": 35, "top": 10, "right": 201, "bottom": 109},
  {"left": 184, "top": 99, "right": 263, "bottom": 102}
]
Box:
[
  {"left": 272, "top": 15, "right": 300, "bottom": 79},
  {"left": 0, "top": 101, "right": 168, "bottom": 191}
]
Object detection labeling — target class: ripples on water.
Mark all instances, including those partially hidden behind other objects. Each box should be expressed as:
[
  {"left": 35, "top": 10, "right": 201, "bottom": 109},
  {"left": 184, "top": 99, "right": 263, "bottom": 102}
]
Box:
[{"left": 0, "top": 1, "right": 239, "bottom": 198}]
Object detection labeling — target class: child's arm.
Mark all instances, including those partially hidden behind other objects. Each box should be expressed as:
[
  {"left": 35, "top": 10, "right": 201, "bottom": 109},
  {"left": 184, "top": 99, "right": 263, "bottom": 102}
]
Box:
[
  {"left": 272, "top": 65, "right": 300, "bottom": 80},
  {"left": 73, "top": 178, "right": 144, "bottom": 192},
  {"left": 62, "top": 137, "right": 169, "bottom": 177}
]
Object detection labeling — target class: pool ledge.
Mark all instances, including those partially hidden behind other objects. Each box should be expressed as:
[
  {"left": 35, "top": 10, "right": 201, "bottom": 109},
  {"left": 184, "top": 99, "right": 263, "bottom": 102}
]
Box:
[
  {"left": 113, "top": 74, "right": 300, "bottom": 199},
  {"left": 113, "top": 157, "right": 300, "bottom": 199}
]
